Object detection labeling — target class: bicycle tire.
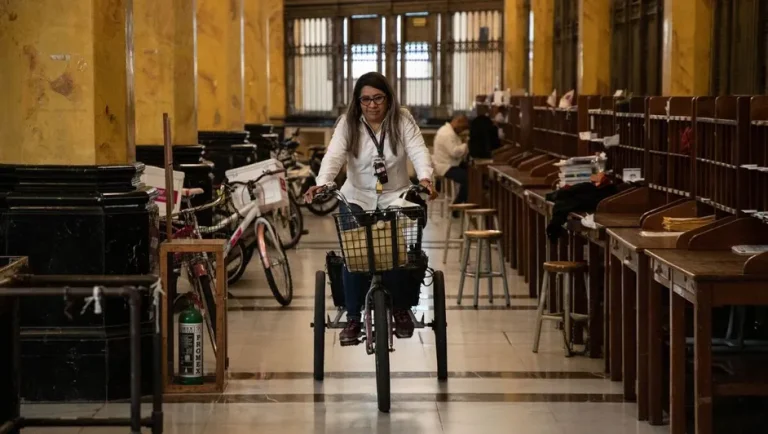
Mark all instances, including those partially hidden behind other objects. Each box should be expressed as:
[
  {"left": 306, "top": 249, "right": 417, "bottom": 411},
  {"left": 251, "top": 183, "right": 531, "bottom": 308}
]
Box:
[
  {"left": 226, "top": 239, "right": 248, "bottom": 285},
  {"left": 313, "top": 271, "right": 326, "bottom": 381},
  {"left": 257, "top": 220, "right": 294, "bottom": 306},
  {"left": 374, "top": 289, "right": 391, "bottom": 413},
  {"left": 278, "top": 191, "right": 303, "bottom": 249},
  {"left": 188, "top": 267, "right": 218, "bottom": 355},
  {"left": 432, "top": 270, "right": 448, "bottom": 381}
]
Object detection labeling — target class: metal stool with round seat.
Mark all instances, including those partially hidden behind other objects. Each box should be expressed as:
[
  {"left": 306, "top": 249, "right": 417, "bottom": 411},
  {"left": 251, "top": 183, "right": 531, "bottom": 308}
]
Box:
[
  {"left": 532, "top": 261, "right": 590, "bottom": 357},
  {"left": 457, "top": 229, "right": 511, "bottom": 308},
  {"left": 464, "top": 208, "right": 500, "bottom": 231},
  {"left": 442, "top": 203, "right": 477, "bottom": 264}
]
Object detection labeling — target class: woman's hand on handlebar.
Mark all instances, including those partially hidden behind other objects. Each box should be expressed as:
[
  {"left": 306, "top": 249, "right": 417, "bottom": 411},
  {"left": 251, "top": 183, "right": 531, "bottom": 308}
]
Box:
[
  {"left": 304, "top": 185, "right": 323, "bottom": 204},
  {"left": 419, "top": 179, "right": 438, "bottom": 201}
]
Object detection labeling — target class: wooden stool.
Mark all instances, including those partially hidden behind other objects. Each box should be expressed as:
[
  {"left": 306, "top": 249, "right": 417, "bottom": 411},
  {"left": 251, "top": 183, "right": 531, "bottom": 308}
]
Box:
[
  {"left": 533, "top": 261, "right": 589, "bottom": 357},
  {"left": 442, "top": 203, "right": 477, "bottom": 264},
  {"left": 457, "top": 230, "right": 511, "bottom": 307},
  {"left": 464, "top": 208, "right": 500, "bottom": 231}
]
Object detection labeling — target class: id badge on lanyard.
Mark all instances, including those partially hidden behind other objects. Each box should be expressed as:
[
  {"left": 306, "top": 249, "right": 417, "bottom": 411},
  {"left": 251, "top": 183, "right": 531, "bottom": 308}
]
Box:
[{"left": 365, "top": 124, "right": 388, "bottom": 195}]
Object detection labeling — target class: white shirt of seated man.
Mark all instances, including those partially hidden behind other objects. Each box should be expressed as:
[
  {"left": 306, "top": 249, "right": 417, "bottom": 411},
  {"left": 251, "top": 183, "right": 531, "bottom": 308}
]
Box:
[
  {"left": 313, "top": 73, "right": 434, "bottom": 210},
  {"left": 432, "top": 115, "right": 469, "bottom": 177}
]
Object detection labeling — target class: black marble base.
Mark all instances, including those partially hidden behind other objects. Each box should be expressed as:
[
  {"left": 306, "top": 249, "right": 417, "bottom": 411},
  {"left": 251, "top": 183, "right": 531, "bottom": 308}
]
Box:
[
  {"left": 0, "top": 164, "right": 156, "bottom": 402},
  {"left": 136, "top": 145, "right": 214, "bottom": 226},
  {"left": 0, "top": 297, "right": 19, "bottom": 426},
  {"left": 244, "top": 124, "right": 279, "bottom": 162},
  {"left": 198, "top": 131, "right": 257, "bottom": 184}
]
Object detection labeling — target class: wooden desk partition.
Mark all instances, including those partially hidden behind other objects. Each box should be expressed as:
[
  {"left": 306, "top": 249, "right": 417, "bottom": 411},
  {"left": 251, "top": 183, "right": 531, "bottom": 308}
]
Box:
[{"left": 160, "top": 239, "right": 228, "bottom": 394}]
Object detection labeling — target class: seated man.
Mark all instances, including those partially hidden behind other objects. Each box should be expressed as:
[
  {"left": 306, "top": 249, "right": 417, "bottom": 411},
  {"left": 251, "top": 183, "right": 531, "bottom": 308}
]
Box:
[
  {"left": 468, "top": 104, "right": 501, "bottom": 159},
  {"left": 433, "top": 115, "right": 470, "bottom": 212}
]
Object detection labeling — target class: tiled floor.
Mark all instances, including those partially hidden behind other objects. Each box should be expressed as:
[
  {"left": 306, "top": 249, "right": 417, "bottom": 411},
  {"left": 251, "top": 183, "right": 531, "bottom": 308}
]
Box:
[{"left": 21, "top": 210, "right": 667, "bottom": 433}]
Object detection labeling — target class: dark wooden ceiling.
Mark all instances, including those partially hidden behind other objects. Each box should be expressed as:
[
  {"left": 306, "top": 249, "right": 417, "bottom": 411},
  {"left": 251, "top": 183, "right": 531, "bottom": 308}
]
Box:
[{"left": 285, "top": 0, "right": 503, "bottom": 18}]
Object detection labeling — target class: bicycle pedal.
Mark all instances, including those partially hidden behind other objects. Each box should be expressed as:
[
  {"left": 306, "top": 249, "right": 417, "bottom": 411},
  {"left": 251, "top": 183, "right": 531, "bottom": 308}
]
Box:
[
  {"left": 301, "top": 229, "right": 309, "bottom": 235},
  {"left": 339, "top": 339, "right": 361, "bottom": 347}
]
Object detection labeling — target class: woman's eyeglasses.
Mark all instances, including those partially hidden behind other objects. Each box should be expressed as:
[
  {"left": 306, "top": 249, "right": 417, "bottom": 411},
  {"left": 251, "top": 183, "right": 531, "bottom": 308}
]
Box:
[{"left": 359, "top": 95, "right": 387, "bottom": 107}]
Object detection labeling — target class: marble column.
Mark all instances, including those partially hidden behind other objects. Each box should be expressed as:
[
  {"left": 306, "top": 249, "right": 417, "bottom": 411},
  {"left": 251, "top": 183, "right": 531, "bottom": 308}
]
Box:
[
  {"left": 266, "top": 0, "right": 286, "bottom": 121},
  {"left": 0, "top": 0, "right": 134, "bottom": 165},
  {"left": 244, "top": 0, "right": 270, "bottom": 124},
  {"left": 196, "top": 0, "right": 245, "bottom": 131},
  {"left": 0, "top": 1, "right": 155, "bottom": 402},
  {"left": 578, "top": 0, "right": 612, "bottom": 95},
  {"left": 504, "top": 0, "right": 528, "bottom": 92},
  {"left": 133, "top": 0, "right": 198, "bottom": 145},
  {"left": 662, "top": 0, "right": 713, "bottom": 96},
  {"left": 531, "top": 0, "right": 554, "bottom": 95}
]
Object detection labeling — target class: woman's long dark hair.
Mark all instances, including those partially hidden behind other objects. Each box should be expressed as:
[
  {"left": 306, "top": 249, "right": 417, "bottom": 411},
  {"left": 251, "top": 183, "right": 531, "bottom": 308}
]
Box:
[{"left": 345, "top": 72, "right": 402, "bottom": 158}]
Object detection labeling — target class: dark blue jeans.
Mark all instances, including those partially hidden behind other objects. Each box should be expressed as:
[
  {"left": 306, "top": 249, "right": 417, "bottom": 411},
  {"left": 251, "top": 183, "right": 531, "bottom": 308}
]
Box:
[
  {"left": 340, "top": 202, "right": 414, "bottom": 321},
  {"left": 444, "top": 165, "right": 468, "bottom": 204}
]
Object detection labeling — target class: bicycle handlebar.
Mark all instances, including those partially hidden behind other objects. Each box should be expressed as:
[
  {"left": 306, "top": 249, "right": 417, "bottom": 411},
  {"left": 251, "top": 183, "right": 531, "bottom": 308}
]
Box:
[
  {"left": 311, "top": 182, "right": 430, "bottom": 209},
  {"left": 165, "top": 191, "right": 225, "bottom": 219},
  {"left": 228, "top": 168, "right": 287, "bottom": 188}
]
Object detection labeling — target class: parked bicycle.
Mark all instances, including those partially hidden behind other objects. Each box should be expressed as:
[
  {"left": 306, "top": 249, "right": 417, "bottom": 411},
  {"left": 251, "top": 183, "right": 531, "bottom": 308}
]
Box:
[
  {"left": 164, "top": 188, "right": 224, "bottom": 355},
  {"left": 278, "top": 130, "right": 341, "bottom": 216},
  {"left": 203, "top": 169, "right": 294, "bottom": 305},
  {"left": 310, "top": 182, "right": 447, "bottom": 413}
]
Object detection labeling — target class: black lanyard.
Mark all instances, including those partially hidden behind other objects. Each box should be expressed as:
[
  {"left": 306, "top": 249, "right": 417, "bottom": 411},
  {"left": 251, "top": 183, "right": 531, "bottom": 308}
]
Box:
[{"left": 363, "top": 122, "right": 386, "bottom": 158}]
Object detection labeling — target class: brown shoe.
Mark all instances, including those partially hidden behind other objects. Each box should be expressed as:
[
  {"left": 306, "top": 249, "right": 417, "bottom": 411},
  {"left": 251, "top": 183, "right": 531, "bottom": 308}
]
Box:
[
  {"left": 340, "top": 319, "right": 361, "bottom": 346},
  {"left": 393, "top": 308, "right": 415, "bottom": 339}
]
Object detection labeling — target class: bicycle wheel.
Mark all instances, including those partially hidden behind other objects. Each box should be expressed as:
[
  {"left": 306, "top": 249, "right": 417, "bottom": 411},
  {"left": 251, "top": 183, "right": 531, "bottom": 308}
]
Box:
[
  {"left": 257, "top": 220, "right": 294, "bottom": 306},
  {"left": 187, "top": 261, "right": 218, "bottom": 355},
  {"left": 274, "top": 191, "right": 303, "bottom": 250},
  {"left": 226, "top": 239, "right": 248, "bottom": 285},
  {"left": 373, "top": 289, "right": 391, "bottom": 413},
  {"left": 313, "top": 271, "right": 326, "bottom": 381},
  {"left": 432, "top": 270, "right": 448, "bottom": 381}
]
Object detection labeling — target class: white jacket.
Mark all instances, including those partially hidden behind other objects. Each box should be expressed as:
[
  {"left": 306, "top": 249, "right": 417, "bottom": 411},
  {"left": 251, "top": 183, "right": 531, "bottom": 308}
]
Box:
[
  {"left": 432, "top": 123, "right": 468, "bottom": 176},
  {"left": 316, "top": 109, "right": 434, "bottom": 210}
]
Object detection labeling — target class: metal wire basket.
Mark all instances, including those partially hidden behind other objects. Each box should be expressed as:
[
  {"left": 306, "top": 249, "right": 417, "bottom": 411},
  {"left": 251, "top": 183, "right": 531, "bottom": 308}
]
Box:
[{"left": 333, "top": 206, "right": 425, "bottom": 274}]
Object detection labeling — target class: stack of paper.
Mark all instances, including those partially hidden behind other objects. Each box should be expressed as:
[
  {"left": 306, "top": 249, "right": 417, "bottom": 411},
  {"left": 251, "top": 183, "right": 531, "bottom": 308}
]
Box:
[
  {"left": 732, "top": 245, "right": 768, "bottom": 256},
  {"left": 554, "top": 154, "right": 607, "bottom": 187},
  {"left": 558, "top": 164, "right": 593, "bottom": 186},
  {"left": 662, "top": 215, "right": 715, "bottom": 232}
]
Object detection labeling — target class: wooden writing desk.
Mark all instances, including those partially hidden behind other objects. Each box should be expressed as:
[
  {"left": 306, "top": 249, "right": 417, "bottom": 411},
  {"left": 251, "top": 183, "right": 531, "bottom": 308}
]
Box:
[
  {"left": 489, "top": 157, "right": 555, "bottom": 288},
  {"left": 646, "top": 222, "right": 768, "bottom": 434},
  {"left": 605, "top": 198, "right": 697, "bottom": 420}
]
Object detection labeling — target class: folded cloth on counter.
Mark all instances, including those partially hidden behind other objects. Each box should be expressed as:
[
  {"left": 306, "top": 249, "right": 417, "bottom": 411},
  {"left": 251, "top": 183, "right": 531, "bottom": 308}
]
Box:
[{"left": 545, "top": 182, "right": 620, "bottom": 243}]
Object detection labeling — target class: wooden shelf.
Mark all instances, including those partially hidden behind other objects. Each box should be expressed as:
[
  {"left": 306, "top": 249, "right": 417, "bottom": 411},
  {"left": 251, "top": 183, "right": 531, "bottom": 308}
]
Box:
[{"left": 159, "top": 239, "right": 228, "bottom": 395}]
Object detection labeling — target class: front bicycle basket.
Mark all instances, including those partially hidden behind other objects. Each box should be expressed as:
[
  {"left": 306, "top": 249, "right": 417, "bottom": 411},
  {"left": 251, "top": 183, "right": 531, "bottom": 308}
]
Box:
[{"left": 333, "top": 207, "right": 424, "bottom": 273}]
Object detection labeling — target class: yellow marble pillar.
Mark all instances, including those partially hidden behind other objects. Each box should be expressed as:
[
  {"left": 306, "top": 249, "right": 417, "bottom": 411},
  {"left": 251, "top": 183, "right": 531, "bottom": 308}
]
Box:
[
  {"left": 0, "top": 0, "right": 134, "bottom": 165},
  {"left": 173, "top": 0, "right": 199, "bottom": 145},
  {"left": 532, "top": 0, "right": 554, "bottom": 95},
  {"left": 578, "top": 0, "right": 612, "bottom": 95},
  {"left": 662, "top": 0, "right": 712, "bottom": 96},
  {"left": 266, "top": 0, "right": 286, "bottom": 121},
  {"left": 504, "top": 0, "right": 528, "bottom": 92},
  {"left": 133, "top": 0, "right": 173, "bottom": 145},
  {"left": 196, "top": 0, "right": 245, "bottom": 131},
  {"left": 133, "top": 0, "right": 198, "bottom": 145},
  {"left": 244, "top": 0, "right": 270, "bottom": 124}
]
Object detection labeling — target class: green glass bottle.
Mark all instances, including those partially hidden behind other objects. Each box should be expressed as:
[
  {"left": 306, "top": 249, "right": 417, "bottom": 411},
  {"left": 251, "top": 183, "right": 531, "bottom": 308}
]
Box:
[{"left": 178, "top": 305, "right": 204, "bottom": 385}]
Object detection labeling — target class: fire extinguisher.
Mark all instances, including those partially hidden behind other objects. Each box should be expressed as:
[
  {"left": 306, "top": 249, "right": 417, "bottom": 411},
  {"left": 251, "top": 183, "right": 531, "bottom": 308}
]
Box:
[{"left": 179, "top": 298, "right": 204, "bottom": 385}]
